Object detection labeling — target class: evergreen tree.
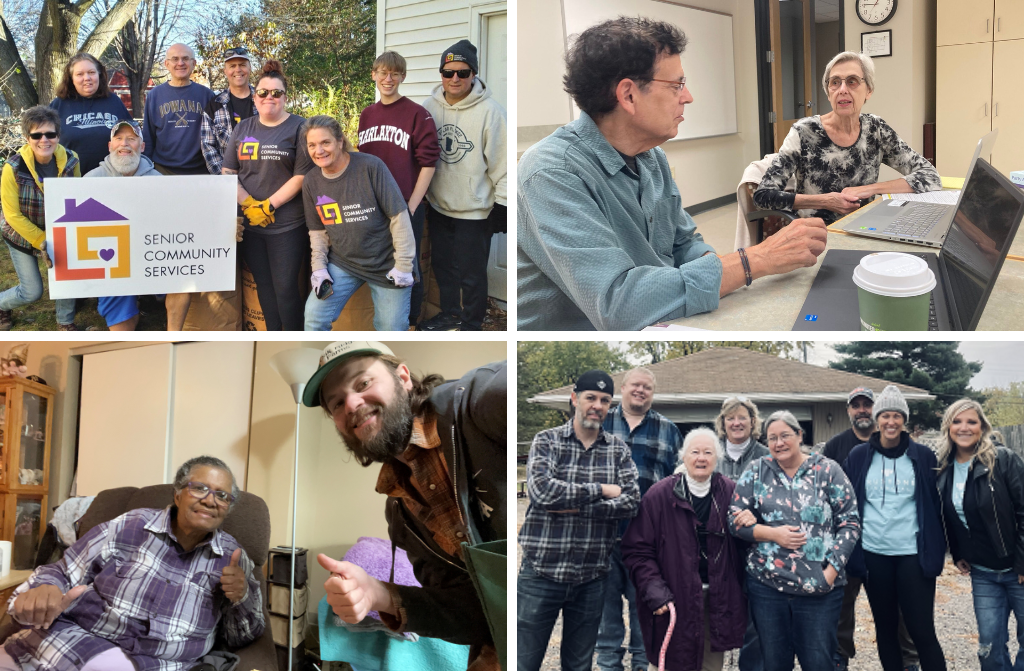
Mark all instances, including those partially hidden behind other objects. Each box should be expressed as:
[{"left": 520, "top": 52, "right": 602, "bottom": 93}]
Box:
[{"left": 830, "top": 341, "right": 983, "bottom": 430}]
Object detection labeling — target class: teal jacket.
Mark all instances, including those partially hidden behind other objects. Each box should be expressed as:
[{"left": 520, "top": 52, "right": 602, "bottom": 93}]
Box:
[{"left": 517, "top": 112, "right": 722, "bottom": 330}]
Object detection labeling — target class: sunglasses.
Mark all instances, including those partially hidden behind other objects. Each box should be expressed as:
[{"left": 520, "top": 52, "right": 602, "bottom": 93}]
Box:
[
  {"left": 29, "top": 132, "right": 58, "bottom": 140},
  {"left": 441, "top": 69, "right": 473, "bottom": 79},
  {"left": 255, "top": 88, "right": 286, "bottom": 99}
]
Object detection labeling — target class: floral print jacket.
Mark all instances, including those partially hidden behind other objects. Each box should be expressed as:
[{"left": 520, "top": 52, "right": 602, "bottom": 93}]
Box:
[{"left": 728, "top": 452, "right": 861, "bottom": 596}]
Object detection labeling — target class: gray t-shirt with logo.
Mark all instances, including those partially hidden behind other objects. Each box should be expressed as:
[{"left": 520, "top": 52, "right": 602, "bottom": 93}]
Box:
[
  {"left": 223, "top": 114, "right": 313, "bottom": 234},
  {"left": 302, "top": 152, "right": 408, "bottom": 286}
]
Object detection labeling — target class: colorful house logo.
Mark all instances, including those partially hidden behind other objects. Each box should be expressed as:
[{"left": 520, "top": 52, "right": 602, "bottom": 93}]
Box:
[
  {"left": 238, "top": 137, "right": 260, "bottom": 161},
  {"left": 52, "top": 198, "right": 130, "bottom": 280},
  {"left": 315, "top": 195, "right": 342, "bottom": 226}
]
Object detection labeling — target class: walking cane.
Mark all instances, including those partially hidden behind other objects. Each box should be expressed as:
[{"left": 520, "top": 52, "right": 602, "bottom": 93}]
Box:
[{"left": 658, "top": 601, "right": 677, "bottom": 671}]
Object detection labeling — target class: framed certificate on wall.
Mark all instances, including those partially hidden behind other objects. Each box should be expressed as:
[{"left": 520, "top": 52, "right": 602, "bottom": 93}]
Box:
[{"left": 861, "top": 30, "right": 893, "bottom": 57}]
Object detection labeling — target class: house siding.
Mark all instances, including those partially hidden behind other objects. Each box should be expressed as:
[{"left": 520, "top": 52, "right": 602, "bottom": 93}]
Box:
[
  {"left": 379, "top": 0, "right": 473, "bottom": 103},
  {"left": 812, "top": 402, "right": 852, "bottom": 447}
]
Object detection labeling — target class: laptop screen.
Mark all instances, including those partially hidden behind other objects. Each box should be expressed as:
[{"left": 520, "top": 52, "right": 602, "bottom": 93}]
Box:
[{"left": 940, "top": 158, "right": 1024, "bottom": 329}]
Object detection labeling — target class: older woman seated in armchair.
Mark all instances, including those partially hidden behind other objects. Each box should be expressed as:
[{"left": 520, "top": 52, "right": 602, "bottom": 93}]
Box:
[{"left": 754, "top": 51, "right": 941, "bottom": 226}]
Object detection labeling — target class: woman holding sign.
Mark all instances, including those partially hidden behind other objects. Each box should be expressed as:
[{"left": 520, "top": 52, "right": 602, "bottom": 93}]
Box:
[
  {"left": 222, "top": 59, "right": 313, "bottom": 331},
  {"left": 0, "top": 106, "right": 81, "bottom": 330},
  {"left": 300, "top": 115, "right": 415, "bottom": 331}
]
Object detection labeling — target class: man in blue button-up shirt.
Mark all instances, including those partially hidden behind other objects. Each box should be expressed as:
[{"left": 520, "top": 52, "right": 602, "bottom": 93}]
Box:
[{"left": 518, "top": 16, "right": 829, "bottom": 330}]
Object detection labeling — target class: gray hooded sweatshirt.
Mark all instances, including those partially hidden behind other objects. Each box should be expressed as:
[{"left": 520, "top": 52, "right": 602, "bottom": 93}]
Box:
[
  {"left": 84, "top": 153, "right": 161, "bottom": 178},
  {"left": 422, "top": 77, "right": 507, "bottom": 219}
]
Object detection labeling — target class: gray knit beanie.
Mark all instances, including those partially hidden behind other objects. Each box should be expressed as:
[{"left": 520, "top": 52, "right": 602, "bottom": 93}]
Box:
[{"left": 872, "top": 384, "right": 909, "bottom": 421}]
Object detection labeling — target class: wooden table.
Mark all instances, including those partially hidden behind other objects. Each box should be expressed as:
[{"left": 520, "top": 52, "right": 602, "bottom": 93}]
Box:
[
  {"left": 669, "top": 200, "right": 1024, "bottom": 330},
  {"left": 0, "top": 569, "right": 32, "bottom": 607}
]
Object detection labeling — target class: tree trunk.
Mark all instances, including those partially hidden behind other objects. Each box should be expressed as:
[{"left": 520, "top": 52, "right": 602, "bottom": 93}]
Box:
[{"left": 0, "top": 13, "right": 37, "bottom": 110}]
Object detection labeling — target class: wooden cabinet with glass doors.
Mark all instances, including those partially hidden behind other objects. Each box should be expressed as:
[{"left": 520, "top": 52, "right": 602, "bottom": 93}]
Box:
[{"left": 0, "top": 377, "right": 53, "bottom": 570}]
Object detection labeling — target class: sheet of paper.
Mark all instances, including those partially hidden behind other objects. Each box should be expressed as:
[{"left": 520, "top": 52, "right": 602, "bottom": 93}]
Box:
[
  {"left": 642, "top": 324, "right": 711, "bottom": 331},
  {"left": 880, "top": 190, "right": 960, "bottom": 205}
]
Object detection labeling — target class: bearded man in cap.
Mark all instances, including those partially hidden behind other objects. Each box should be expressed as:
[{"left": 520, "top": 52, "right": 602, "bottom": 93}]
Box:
[
  {"left": 303, "top": 341, "right": 505, "bottom": 670},
  {"left": 517, "top": 370, "right": 641, "bottom": 671}
]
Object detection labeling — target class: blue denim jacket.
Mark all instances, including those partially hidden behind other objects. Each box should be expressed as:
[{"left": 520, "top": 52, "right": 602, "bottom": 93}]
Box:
[{"left": 517, "top": 112, "right": 722, "bottom": 330}]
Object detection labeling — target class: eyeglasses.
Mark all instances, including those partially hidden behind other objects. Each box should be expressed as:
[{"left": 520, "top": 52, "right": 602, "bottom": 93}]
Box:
[
  {"left": 441, "top": 69, "right": 473, "bottom": 79},
  {"left": 648, "top": 77, "right": 688, "bottom": 92},
  {"left": 255, "top": 88, "right": 286, "bottom": 99},
  {"left": 766, "top": 432, "right": 797, "bottom": 445},
  {"left": 28, "top": 132, "right": 58, "bottom": 140},
  {"left": 167, "top": 57, "right": 193, "bottom": 64},
  {"left": 828, "top": 75, "right": 864, "bottom": 90},
  {"left": 185, "top": 481, "right": 235, "bottom": 506},
  {"left": 376, "top": 71, "right": 403, "bottom": 81}
]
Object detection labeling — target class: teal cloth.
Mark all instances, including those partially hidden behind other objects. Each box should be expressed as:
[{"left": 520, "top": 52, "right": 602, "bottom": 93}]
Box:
[
  {"left": 863, "top": 451, "right": 918, "bottom": 555},
  {"left": 318, "top": 597, "right": 470, "bottom": 671}
]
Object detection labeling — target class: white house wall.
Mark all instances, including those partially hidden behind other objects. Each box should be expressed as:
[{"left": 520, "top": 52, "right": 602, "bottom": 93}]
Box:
[{"left": 378, "top": 0, "right": 475, "bottom": 104}]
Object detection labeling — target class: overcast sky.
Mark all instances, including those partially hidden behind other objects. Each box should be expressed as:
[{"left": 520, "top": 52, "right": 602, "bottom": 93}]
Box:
[{"left": 613, "top": 341, "right": 1024, "bottom": 391}]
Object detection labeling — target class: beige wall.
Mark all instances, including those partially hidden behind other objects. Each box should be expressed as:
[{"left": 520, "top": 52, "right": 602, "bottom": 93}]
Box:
[
  {"left": 517, "top": 0, "right": 762, "bottom": 208},
  {"left": 844, "top": 0, "right": 936, "bottom": 181}
]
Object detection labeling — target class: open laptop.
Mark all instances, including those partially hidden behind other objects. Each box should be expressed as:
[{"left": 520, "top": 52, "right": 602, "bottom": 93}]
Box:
[
  {"left": 794, "top": 157, "right": 1024, "bottom": 331},
  {"left": 842, "top": 129, "right": 998, "bottom": 248}
]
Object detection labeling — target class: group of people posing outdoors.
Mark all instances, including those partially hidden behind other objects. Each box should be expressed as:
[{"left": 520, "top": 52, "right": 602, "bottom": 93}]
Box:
[
  {"left": 0, "top": 39, "right": 506, "bottom": 331},
  {"left": 518, "top": 368, "right": 1024, "bottom": 671}
]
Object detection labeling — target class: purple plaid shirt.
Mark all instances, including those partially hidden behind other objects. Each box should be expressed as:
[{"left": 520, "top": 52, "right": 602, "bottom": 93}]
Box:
[{"left": 5, "top": 506, "right": 264, "bottom": 671}]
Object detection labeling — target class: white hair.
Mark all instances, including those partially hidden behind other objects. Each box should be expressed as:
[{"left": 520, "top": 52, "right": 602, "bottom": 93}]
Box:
[
  {"left": 822, "top": 51, "right": 875, "bottom": 94},
  {"left": 675, "top": 426, "right": 722, "bottom": 474}
]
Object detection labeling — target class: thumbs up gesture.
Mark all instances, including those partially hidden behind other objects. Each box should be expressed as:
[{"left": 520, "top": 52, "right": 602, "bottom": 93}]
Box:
[
  {"left": 13, "top": 583, "right": 88, "bottom": 628},
  {"left": 318, "top": 553, "right": 394, "bottom": 624},
  {"left": 220, "top": 548, "right": 248, "bottom": 604}
]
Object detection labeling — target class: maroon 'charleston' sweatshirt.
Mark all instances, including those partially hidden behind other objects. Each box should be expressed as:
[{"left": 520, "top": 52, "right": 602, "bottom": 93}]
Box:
[{"left": 357, "top": 96, "right": 440, "bottom": 202}]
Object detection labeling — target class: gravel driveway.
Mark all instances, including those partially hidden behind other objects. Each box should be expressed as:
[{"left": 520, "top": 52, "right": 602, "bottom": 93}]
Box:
[{"left": 517, "top": 496, "right": 1018, "bottom": 670}]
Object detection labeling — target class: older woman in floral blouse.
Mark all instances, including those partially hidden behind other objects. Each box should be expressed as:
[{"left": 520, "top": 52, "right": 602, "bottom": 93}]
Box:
[
  {"left": 754, "top": 51, "right": 941, "bottom": 225},
  {"left": 729, "top": 410, "right": 860, "bottom": 671}
]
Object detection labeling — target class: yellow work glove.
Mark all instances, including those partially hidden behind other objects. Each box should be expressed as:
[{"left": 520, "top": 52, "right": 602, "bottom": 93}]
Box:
[
  {"left": 244, "top": 199, "right": 276, "bottom": 227},
  {"left": 241, "top": 195, "right": 258, "bottom": 210}
]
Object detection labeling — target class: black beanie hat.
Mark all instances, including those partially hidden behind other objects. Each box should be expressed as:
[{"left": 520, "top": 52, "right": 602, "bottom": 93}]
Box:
[
  {"left": 574, "top": 370, "right": 614, "bottom": 397},
  {"left": 440, "top": 39, "right": 478, "bottom": 73}
]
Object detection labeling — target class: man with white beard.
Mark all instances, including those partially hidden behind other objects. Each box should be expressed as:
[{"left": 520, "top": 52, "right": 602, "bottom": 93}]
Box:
[{"left": 85, "top": 120, "right": 160, "bottom": 330}]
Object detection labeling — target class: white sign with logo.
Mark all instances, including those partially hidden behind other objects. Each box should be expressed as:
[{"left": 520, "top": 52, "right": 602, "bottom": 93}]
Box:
[{"left": 44, "top": 175, "right": 237, "bottom": 299}]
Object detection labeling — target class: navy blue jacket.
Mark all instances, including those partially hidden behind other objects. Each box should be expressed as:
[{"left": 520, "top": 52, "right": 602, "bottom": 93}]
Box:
[{"left": 843, "top": 433, "right": 946, "bottom": 578}]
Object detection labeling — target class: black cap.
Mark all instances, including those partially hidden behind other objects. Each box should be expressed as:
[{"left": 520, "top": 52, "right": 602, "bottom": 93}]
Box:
[
  {"left": 574, "top": 370, "right": 614, "bottom": 397},
  {"left": 440, "top": 39, "right": 478, "bottom": 74}
]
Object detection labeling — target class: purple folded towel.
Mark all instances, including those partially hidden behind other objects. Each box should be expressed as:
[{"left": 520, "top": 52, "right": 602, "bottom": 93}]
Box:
[{"left": 341, "top": 537, "right": 420, "bottom": 623}]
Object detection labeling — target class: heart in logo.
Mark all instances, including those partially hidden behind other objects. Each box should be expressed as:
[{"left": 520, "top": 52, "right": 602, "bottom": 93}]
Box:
[{"left": 99, "top": 248, "right": 115, "bottom": 261}]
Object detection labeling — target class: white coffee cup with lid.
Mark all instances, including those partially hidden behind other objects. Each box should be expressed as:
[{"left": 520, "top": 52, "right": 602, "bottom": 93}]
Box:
[{"left": 852, "top": 252, "right": 936, "bottom": 330}]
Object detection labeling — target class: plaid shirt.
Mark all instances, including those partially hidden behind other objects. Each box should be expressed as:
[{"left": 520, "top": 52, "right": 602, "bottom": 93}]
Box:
[
  {"left": 603, "top": 404, "right": 682, "bottom": 538},
  {"left": 200, "top": 87, "right": 257, "bottom": 175},
  {"left": 376, "top": 416, "right": 469, "bottom": 560},
  {"left": 1, "top": 144, "right": 80, "bottom": 254},
  {"left": 518, "top": 419, "right": 640, "bottom": 584},
  {"left": 5, "top": 506, "right": 264, "bottom": 671}
]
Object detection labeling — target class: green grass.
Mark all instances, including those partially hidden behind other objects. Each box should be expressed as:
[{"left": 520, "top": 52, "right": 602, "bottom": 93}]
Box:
[{"left": 0, "top": 252, "right": 167, "bottom": 331}]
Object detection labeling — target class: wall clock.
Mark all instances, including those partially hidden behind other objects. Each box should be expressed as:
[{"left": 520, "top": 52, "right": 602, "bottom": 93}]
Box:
[{"left": 856, "top": 0, "right": 897, "bottom": 26}]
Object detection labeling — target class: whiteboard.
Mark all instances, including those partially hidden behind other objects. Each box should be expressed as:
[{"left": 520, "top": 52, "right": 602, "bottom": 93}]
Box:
[{"left": 561, "top": 0, "right": 738, "bottom": 141}]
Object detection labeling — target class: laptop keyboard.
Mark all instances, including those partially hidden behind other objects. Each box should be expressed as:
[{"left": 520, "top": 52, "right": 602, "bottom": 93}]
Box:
[{"left": 883, "top": 203, "right": 949, "bottom": 240}]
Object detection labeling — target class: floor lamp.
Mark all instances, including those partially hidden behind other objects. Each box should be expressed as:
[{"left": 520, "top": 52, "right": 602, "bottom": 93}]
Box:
[{"left": 269, "top": 347, "right": 323, "bottom": 671}]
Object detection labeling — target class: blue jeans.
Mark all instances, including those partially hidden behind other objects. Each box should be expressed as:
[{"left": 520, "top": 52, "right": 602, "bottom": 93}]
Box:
[
  {"left": 747, "top": 575, "right": 844, "bottom": 671},
  {"left": 518, "top": 560, "right": 606, "bottom": 671},
  {"left": 971, "top": 567, "right": 1024, "bottom": 671},
  {"left": 303, "top": 262, "right": 411, "bottom": 331},
  {"left": 595, "top": 541, "right": 647, "bottom": 671},
  {"left": 0, "top": 243, "right": 75, "bottom": 325},
  {"left": 739, "top": 599, "right": 764, "bottom": 671}
]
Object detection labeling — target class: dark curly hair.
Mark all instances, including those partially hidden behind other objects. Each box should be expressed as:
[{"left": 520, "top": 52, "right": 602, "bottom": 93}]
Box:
[
  {"left": 258, "top": 58, "right": 288, "bottom": 92},
  {"left": 563, "top": 16, "right": 688, "bottom": 119}
]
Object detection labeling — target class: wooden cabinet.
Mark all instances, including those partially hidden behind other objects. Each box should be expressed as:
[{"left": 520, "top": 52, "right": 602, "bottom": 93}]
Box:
[
  {"left": 992, "top": 39, "right": 1024, "bottom": 174},
  {"left": 995, "top": 0, "right": 1024, "bottom": 41},
  {"left": 937, "top": 0, "right": 994, "bottom": 46},
  {"left": 936, "top": 43, "right": 993, "bottom": 175},
  {"left": 936, "top": 0, "right": 1024, "bottom": 177},
  {"left": 0, "top": 377, "right": 54, "bottom": 570}
]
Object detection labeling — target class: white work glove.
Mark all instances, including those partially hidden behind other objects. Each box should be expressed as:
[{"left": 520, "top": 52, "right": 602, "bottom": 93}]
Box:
[
  {"left": 386, "top": 268, "right": 414, "bottom": 288},
  {"left": 311, "top": 269, "right": 332, "bottom": 293}
]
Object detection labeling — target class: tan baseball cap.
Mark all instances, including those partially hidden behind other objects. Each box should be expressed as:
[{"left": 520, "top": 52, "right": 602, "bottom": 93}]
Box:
[{"left": 301, "top": 341, "right": 394, "bottom": 407}]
